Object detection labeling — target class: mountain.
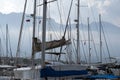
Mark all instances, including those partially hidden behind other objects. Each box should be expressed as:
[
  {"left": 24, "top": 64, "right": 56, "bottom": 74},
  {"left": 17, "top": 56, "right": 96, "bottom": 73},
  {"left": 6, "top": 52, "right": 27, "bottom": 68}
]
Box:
[
  {"left": 0, "top": 12, "right": 120, "bottom": 60},
  {"left": 0, "top": 12, "right": 22, "bottom": 27},
  {"left": 0, "top": 12, "right": 120, "bottom": 33}
]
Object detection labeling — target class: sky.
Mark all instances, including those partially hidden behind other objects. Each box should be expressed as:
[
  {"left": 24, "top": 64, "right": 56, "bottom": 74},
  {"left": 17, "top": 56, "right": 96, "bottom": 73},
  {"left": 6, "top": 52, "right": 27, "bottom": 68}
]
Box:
[
  {"left": 0, "top": 0, "right": 120, "bottom": 26},
  {"left": 0, "top": 0, "right": 120, "bottom": 62}
]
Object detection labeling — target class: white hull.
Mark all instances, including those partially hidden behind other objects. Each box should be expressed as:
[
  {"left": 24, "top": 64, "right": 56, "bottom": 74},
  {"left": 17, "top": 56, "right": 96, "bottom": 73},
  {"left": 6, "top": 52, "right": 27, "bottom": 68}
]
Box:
[{"left": 14, "top": 64, "right": 88, "bottom": 80}]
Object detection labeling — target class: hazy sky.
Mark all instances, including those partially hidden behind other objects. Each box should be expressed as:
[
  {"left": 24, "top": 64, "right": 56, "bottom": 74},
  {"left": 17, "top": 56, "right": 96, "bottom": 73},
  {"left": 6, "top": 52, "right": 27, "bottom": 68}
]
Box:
[
  {"left": 0, "top": 0, "right": 120, "bottom": 27},
  {"left": 0, "top": 0, "right": 120, "bottom": 62}
]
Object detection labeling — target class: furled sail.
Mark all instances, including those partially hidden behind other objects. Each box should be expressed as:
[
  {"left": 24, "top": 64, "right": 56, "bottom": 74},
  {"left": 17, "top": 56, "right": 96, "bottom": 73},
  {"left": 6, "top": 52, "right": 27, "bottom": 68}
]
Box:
[
  {"left": 40, "top": 66, "right": 88, "bottom": 78},
  {"left": 34, "top": 37, "right": 71, "bottom": 52}
]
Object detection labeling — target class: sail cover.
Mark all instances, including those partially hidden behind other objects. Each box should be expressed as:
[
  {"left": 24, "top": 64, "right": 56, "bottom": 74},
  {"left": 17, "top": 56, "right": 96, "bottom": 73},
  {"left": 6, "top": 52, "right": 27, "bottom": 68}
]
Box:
[
  {"left": 87, "top": 74, "right": 120, "bottom": 79},
  {"left": 40, "top": 66, "right": 88, "bottom": 78},
  {"left": 34, "top": 37, "right": 71, "bottom": 52}
]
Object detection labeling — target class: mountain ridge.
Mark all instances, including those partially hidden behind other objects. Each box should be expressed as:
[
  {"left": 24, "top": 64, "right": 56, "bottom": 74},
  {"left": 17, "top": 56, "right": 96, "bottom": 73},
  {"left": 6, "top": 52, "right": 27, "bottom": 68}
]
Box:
[
  {"left": 0, "top": 12, "right": 120, "bottom": 58},
  {"left": 0, "top": 12, "right": 120, "bottom": 30}
]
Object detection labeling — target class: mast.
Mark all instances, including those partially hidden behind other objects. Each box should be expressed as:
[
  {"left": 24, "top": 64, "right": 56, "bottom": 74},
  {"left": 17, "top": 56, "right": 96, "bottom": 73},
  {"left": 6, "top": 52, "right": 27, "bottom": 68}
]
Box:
[
  {"left": 88, "top": 17, "right": 91, "bottom": 66},
  {"left": 67, "top": 21, "right": 72, "bottom": 63},
  {"left": 16, "top": 0, "right": 27, "bottom": 65},
  {"left": 41, "top": 0, "right": 47, "bottom": 68},
  {"left": 76, "top": 0, "right": 80, "bottom": 63},
  {"left": 6, "top": 24, "right": 8, "bottom": 58},
  {"left": 31, "top": 0, "right": 37, "bottom": 67},
  {"left": 0, "top": 38, "right": 2, "bottom": 64},
  {"left": 99, "top": 14, "right": 102, "bottom": 62}
]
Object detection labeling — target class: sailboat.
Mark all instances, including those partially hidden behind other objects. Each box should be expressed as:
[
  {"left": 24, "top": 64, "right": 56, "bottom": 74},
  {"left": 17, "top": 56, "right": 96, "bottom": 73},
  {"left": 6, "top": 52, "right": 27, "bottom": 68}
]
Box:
[
  {"left": 13, "top": 0, "right": 90, "bottom": 80},
  {"left": 95, "top": 14, "right": 120, "bottom": 77},
  {"left": 0, "top": 24, "right": 15, "bottom": 79},
  {"left": 13, "top": 0, "right": 120, "bottom": 80}
]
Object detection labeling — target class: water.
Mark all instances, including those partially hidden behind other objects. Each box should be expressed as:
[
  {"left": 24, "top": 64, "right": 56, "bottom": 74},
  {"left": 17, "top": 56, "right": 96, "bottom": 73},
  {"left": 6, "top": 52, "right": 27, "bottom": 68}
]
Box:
[{"left": 0, "top": 76, "right": 13, "bottom": 80}]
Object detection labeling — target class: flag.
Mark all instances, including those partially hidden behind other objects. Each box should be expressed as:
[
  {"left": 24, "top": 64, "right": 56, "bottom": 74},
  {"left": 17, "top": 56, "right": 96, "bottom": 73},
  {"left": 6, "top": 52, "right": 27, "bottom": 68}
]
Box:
[
  {"left": 39, "top": 20, "right": 41, "bottom": 24},
  {"left": 26, "top": 19, "right": 30, "bottom": 22}
]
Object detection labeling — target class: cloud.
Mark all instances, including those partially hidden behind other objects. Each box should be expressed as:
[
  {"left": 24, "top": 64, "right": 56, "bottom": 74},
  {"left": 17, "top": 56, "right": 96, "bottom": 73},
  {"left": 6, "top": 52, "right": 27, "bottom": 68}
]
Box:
[
  {"left": 0, "top": 1, "right": 16, "bottom": 13},
  {"left": 97, "top": 0, "right": 110, "bottom": 14},
  {"left": 85, "top": 0, "right": 120, "bottom": 26},
  {"left": 103, "top": 0, "right": 120, "bottom": 26},
  {"left": 0, "top": 0, "right": 33, "bottom": 14},
  {"left": 87, "top": 0, "right": 111, "bottom": 14},
  {"left": 0, "top": 0, "right": 119, "bottom": 27},
  {"left": 87, "top": 0, "right": 96, "bottom": 7},
  {"left": 103, "top": 0, "right": 111, "bottom": 6}
]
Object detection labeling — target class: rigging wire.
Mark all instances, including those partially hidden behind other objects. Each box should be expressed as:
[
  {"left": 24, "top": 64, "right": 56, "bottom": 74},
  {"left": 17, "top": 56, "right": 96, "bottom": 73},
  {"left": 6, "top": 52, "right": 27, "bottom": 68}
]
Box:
[
  {"left": 0, "top": 26, "right": 5, "bottom": 61},
  {"left": 63, "top": 0, "right": 74, "bottom": 38},
  {"left": 101, "top": 24, "right": 111, "bottom": 62},
  {"left": 37, "top": 0, "right": 42, "bottom": 39},
  {"left": 80, "top": 39, "right": 88, "bottom": 63},
  {"left": 0, "top": 39, "right": 1, "bottom": 56},
  {"left": 90, "top": 26, "right": 99, "bottom": 61},
  {"left": 0, "top": 25, "right": 6, "bottom": 42},
  {"left": 37, "top": 0, "right": 42, "bottom": 60},
  {"left": 56, "top": 0, "right": 66, "bottom": 40},
  {"left": 47, "top": 0, "right": 52, "bottom": 40},
  {"left": 66, "top": 19, "right": 73, "bottom": 63},
  {"left": 87, "top": 0, "right": 99, "bottom": 31},
  {"left": 73, "top": 39, "right": 77, "bottom": 62},
  {"left": 79, "top": 16, "right": 88, "bottom": 63},
  {"left": 0, "top": 38, "right": 5, "bottom": 58},
  {"left": 80, "top": 20, "right": 88, "bottom": 63},
  {"left": 21, "top": 26, "right": 30, "bottom": 57},
  {"left": 16, "top": 0, "right": 27, "bottom": 65},
  {"left": 60, "top": 0, "right": 69, "bottom": 25},
  {"left": 87, "top": 0, "right": 100, "bottom": 61},
  {"left": 48, "top": 20, "right": 61, "bottom": 39},
  {"left": 102, "top": 23, "right": 116, "bottom": 57},
  {"left": 59, "top": 0, "right": 74, "bottom": 61},
  {"left": 46, "top": 0, "right": 63, "bottom": 40},
  {"left": 56, "top": 0, "right": 64, "bottom": 29},
  {"left": 45, "top": 0, "right": 66, "bottom": 40},
  {"left": 8, "top": 27, "right": 13, "bottom": 58}
]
